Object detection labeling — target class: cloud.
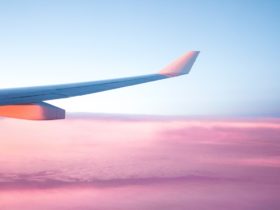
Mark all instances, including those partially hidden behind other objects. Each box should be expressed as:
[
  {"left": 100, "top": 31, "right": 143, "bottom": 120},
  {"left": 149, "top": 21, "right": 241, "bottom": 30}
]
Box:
[{"left": 0, "top": 114, "right": 280, "bottom": 209}]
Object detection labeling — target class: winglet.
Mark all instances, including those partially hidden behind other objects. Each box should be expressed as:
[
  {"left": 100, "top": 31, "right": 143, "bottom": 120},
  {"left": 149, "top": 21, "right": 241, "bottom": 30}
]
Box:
[{"left": 159, "top": 51, "right": 200, "bottom": 77}]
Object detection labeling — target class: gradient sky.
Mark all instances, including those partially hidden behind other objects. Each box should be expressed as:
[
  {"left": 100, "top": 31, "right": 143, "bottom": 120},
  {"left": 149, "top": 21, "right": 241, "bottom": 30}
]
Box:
[
  {"left": 0, "top": 0, "right": 279, "bottom": 116},
  {"left": 1, "top": 2, "right": 280, "bottom": 209}
]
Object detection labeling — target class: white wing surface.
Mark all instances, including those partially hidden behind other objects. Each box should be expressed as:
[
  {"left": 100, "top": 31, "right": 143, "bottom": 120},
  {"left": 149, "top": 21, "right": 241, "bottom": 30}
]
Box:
[{"left": 0, "top": 51, "right": 199, "bottom": 120}]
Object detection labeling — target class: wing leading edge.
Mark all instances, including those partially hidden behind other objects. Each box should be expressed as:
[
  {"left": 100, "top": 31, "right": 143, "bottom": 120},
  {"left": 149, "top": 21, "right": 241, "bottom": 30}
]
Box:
[{"left": 0, "top": 51, "right": 199, "bottom": 120}]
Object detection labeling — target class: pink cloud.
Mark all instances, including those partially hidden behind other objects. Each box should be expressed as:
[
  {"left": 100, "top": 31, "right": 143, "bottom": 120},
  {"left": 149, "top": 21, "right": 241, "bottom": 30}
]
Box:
[{"left": 0, "top": 114, "right": 279, "bottom": 209}]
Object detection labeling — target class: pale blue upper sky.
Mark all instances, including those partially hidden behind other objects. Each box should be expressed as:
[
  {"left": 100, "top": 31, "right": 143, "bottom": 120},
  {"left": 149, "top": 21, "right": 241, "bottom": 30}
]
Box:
[{"left": 0, "top": 0, "right": 279, "bottom": 116}]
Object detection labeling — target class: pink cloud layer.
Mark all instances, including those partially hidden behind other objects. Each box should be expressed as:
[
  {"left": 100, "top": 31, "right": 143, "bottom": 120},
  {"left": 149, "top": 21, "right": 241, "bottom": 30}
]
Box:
[{"left": 0, "top": 114, "right": 279, "bottom": 210}]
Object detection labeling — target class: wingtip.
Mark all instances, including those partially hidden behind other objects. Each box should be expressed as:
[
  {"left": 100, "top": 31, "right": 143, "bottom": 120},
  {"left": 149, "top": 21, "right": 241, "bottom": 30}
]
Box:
[{"left": 159, "top": 51, "right": 200, "bottom": 77}]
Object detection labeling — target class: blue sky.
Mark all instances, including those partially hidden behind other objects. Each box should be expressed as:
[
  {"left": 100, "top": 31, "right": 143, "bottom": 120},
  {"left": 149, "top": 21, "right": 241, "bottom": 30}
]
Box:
[{"left": 0, "top": 0, "right": 279, "bottom": 116}]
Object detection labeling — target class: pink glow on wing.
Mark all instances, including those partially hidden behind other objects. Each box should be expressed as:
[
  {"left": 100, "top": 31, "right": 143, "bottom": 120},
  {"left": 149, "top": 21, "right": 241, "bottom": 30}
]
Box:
[
  {"left": 159, "top": 51, "right": 199, "bottom": 76},
  {"left": 0, "top": 115, "right": 280, "bottom": 209}
]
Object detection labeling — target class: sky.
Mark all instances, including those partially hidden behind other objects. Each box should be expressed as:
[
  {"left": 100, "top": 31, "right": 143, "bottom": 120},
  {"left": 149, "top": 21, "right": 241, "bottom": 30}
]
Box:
[
  {"left": 0, "top": 2, "right": 280, "bottom": 209},
  {"left": 0, "top": 0, "right": 279, "bottom": 116},
  {"left": 0, "top": 115, "right": 280, "bottom": 210}
]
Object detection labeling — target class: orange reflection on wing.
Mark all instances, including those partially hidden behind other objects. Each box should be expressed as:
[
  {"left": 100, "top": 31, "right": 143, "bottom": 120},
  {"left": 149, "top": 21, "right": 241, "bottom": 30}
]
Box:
[{"left": 0, "top": 102, "right": 65, "bottom": 120}]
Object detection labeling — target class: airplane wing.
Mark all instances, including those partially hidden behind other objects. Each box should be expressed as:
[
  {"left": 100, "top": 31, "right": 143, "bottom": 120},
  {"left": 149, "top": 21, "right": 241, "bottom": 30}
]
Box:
[{"left": 0, "top": 51, "right": 199, "bottom": 120}]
